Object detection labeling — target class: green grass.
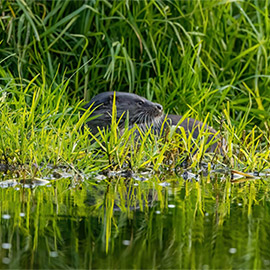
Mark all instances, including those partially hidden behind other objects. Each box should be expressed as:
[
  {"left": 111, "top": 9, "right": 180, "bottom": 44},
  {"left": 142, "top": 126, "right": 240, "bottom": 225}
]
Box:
[
  {"left": 0, "top": 0, "right": 270, "bottom": 180},
  {"left": 0, "top": 69, "right": 269, "bottom": 179},
  {"left": 1, "top": 1, "right": 270, "bottom": 268},
  {"left": 1, "top": 0, "right": 270, "bottom": 129}
]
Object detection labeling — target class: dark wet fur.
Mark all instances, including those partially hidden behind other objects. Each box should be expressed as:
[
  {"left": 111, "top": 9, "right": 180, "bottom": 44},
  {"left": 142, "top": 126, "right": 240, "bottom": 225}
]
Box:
[
  {"left": 83, "top": 92, "right": 164, "bottom": 134},
  {"left": 83, "top": 92, "right": 223, "bottom": 153},
  {"left": 161, "top": 114, "right": 221, "bottom": 153}
]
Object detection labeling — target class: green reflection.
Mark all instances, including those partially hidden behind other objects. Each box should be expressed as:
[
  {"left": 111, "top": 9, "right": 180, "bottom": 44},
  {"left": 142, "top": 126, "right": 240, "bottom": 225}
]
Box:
[{"left": 0, "top": 177, "right": 270, "bottom": 269}]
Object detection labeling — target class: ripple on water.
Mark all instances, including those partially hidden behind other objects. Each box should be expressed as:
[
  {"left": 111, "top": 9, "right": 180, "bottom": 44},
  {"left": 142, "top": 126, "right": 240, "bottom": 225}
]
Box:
[
  {"left": 2, "top": 214, "right": 11, "bottom": 220},
  {"left": 122, "top": 240, "right": 131, "bottom": 246},
  {"left": 2, "top": 243, "right": 12, "bottom": 249},
  {"left": 2, "top": 257, "right": 11, "bottom": 265},
  {"left": 49, "top": 251, "right": 58, "bottom": 258},
  {"left": 228, "top": 248, "right": 237, "bottom": 254}
]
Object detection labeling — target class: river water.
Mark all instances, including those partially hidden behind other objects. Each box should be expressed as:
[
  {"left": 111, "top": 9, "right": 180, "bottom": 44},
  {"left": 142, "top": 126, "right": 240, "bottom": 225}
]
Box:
[{"left": 0, "top": 176, "right": 270, "bottom": 269}]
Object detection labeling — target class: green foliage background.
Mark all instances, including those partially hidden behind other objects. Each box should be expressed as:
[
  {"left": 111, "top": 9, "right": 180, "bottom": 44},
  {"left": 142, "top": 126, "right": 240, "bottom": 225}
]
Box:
[
  {"left": 1, "top": 0, "right": 270, "bottom": 129},
  {"left": 1, "top": 3, "right": 270, "bottom": 268}
]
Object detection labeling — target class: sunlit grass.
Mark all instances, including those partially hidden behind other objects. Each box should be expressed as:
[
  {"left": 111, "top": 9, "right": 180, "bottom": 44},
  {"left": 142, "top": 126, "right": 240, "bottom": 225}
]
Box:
[
  {"left": 0, "top": 72, "right": 269, "bottom": 181},
  {"left": 1, "top": 1, "right": 270, "bottom": 268},
  {"left": 1, "top": 1, "right": 269, "bottom": 176}
]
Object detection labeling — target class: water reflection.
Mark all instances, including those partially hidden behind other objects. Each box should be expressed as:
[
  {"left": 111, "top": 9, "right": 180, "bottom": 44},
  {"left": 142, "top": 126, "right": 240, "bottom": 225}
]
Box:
[{"left": 0, "top": 176, "right": 270, "bottom": 269}]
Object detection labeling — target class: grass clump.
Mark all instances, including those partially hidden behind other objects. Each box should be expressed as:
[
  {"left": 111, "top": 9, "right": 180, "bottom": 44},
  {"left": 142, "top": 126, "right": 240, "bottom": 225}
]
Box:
[
  {"left": 0, "top": 71, "right": 223, "bottom": 180},
  {"left": 0, "top": 72, "right": 269, "bottom": 182}
]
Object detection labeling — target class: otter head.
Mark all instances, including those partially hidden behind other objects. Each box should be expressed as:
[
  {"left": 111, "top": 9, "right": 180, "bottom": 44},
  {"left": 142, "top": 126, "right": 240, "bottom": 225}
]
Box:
[{"left": 84, "top": 91, "right": 163, "bottom": 134}]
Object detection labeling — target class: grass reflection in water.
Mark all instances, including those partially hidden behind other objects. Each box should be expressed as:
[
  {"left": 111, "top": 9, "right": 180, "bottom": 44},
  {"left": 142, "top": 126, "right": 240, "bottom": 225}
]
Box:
[{"left": 1, "top": 176, "right": 270, "bottom": 269}]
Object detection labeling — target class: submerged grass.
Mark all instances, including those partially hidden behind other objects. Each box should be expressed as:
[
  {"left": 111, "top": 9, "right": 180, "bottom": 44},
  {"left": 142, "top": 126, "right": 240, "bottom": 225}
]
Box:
[
  {"left": 1, "top": 176, "right": 270, "bottom": 269},
  {"left": 1, "top": 1, "right": 269, "bottom": 174}
]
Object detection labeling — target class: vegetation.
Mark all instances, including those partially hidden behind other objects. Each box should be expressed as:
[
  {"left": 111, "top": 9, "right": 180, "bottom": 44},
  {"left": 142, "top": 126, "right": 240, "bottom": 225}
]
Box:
[
  {"left": 0, "top": 0, "right": 270, "bottom": 269},
  {"left": 1, "top": 0, "right": 270, "bottom": 172}
]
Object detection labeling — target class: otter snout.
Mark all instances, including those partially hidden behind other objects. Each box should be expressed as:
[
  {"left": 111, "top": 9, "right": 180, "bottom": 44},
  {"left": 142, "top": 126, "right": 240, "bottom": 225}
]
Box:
[{"left": 154, "top": 103, "right": 163, "bottom": 113}]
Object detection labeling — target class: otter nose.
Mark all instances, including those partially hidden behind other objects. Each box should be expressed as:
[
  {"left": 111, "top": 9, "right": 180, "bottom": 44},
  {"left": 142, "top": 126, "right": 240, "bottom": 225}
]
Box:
[{"left": 154, "top": 103, "right": 163, "bottom": 112}]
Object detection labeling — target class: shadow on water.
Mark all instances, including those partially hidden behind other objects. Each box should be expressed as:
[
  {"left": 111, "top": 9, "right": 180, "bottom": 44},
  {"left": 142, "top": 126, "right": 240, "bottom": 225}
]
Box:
[{"left": 1, "top": 174, "right": 270, "bottom": 269}]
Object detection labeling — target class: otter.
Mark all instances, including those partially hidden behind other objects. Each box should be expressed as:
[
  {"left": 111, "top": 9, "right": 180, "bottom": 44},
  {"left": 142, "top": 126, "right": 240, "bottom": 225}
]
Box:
[
  {"left": 83, "top": 92, "right": 221, "bottom": 153},
  {"left": 161, "top": 114, "right": 220, "bottom": 153},
  {"left": 83, "top": 91, "right": 164, "bottom": 134}
]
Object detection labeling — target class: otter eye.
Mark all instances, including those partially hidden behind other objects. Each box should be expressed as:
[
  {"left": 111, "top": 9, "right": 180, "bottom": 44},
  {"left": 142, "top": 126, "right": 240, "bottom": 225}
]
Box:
[{"left": 138, "top": 100, "right": 144, "bottom": 106}]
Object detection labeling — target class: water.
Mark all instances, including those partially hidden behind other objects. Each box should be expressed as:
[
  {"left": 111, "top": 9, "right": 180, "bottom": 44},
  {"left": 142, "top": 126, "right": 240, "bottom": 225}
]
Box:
[{"left": 0, "top": 176, "right": 270, "bottom": 269}]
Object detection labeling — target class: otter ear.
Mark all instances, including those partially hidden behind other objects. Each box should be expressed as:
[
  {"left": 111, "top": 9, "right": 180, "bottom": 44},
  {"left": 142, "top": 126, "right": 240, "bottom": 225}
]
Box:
[
  {"left": 103, "top": 94, "right": 114, "bottom": 105},
  {"left": 109, "top": 94, "right": 118, "bottom": 104},
  {"left": 109, "top": 95, "right": 113, "bottom": 103}
]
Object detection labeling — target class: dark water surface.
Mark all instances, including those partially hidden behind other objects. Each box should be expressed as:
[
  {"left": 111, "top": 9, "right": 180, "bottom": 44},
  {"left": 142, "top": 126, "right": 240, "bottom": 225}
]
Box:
[{"left": 1, "top": 176, "right": 270, "bottom": 269}]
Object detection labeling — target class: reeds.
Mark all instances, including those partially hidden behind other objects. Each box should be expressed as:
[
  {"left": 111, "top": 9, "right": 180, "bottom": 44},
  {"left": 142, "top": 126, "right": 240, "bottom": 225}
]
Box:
[
  {"left": 1, "top": 1, "right": 269, "bottom": 129},
  {"left": 1, "top": 2, "right": 270, "bottom": 268}
]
